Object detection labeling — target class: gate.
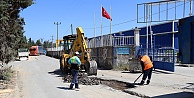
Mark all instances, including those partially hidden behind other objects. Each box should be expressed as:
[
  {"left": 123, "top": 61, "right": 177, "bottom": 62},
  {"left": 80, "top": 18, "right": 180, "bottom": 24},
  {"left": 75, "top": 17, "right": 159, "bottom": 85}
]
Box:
[{"left": 138, "top": 48, "right": 177, "bottom": 72}]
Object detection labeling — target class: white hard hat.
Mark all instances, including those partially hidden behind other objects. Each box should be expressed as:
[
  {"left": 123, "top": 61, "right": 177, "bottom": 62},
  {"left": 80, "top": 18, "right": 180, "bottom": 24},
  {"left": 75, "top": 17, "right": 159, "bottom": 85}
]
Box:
[{"left": 75, "top": 51, "right": 79, "bottom": 55}]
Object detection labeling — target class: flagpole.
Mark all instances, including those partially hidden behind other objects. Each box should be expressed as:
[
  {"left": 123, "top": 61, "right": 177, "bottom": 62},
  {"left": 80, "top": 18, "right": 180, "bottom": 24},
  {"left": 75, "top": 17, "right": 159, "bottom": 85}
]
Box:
[
  {"left": 110, "top": 6, "right": 112, "bottom": 46},
  {"left": 94, "top": 13, "right": 96, "bottom": 48},
  {"left": 101, "top": 5, "right": 103, "bottom": 47}
]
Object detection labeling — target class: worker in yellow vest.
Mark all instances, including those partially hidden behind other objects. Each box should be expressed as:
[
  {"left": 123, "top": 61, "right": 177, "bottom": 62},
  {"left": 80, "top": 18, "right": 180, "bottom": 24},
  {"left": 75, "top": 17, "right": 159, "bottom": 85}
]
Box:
[{"left": 138, "top": 55, "right": 153, "bottom": 85}]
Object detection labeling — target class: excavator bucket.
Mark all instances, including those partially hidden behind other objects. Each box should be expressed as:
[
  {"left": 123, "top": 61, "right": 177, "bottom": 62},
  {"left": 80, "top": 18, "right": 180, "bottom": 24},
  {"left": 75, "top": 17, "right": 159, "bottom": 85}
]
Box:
[{"left": 85, "top": 60, "right": 97, "bottom": 76}]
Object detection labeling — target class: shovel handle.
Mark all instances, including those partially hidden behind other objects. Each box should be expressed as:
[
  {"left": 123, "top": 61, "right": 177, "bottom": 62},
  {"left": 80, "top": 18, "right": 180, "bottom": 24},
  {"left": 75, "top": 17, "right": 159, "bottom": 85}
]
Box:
[{"left": 134, "top": 73, "right": 143, "bottom": 83}]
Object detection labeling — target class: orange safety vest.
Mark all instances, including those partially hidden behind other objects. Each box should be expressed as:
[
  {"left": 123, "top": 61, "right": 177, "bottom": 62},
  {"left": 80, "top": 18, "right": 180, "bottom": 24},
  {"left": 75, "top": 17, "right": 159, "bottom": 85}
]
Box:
[{"left": 141, "top": 55, "right": 153, "bottom": 70}]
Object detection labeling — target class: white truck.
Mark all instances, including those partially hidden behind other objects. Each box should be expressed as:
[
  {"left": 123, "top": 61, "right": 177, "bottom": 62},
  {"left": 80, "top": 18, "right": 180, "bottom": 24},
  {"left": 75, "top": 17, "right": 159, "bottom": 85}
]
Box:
[{"left": 18, "top": 48, "right": 29, "bottom": 61}]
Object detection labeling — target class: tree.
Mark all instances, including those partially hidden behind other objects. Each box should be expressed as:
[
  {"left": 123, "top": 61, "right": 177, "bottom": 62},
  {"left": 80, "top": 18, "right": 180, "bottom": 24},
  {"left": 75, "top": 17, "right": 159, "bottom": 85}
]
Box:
[
  {"left": 18, "top": 35, "right": 28, "bottom": 48},
  {"left": 36, "top": 39, "right": 42, "bottom": 46},
  {"left": 27, "top": 38, "right": 36, "bottom": 48},
  {"left": 0, "top": 0, "right": 34, "bottom": 65},
  {"left": 43, "top": 40, "right": 50, "bottom": 49}
]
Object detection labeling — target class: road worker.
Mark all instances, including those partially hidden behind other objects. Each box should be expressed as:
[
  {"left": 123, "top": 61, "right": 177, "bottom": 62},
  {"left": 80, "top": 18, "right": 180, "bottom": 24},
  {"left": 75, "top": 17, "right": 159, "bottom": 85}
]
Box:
[
  {"left": 138, "top": 54, "right": 153, "bottom": 85},
  {"left": 68, "top": 51, "right": 81, "bottom": 89}
]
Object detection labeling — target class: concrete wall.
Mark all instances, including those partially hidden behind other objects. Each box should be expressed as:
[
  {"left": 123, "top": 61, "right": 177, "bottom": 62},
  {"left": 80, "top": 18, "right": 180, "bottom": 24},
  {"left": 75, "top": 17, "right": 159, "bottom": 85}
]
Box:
[
  {"left": 46, "top": 45, "right": 141, "bottom": 71},
  {"left": 90, "top": 46, "right": 114, "bottom": 69},
  {"left": 90, "top": 45, "right": 140, "bottom": 70}
]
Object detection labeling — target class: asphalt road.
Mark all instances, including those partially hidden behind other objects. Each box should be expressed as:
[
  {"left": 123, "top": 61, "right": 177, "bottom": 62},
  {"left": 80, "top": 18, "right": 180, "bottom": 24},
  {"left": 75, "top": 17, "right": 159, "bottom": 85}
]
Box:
[{"left": 6, "top": 55, "right": 138, "bottom": 98}]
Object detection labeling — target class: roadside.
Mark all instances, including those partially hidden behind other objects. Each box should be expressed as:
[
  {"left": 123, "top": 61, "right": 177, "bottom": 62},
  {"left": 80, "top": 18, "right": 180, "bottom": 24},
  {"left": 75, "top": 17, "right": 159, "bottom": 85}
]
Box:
[
  {"left": 0, "top": 70, "right": 16, "bottom": 98},
  {"left": 1, "top": 55, "right": 194, "bottom": 98},
  {"left": 0, "top": 56, "right": 139, "bottom": 98},
  {"left": 96, "top": 66, "right": 194, "bottom": 98}
]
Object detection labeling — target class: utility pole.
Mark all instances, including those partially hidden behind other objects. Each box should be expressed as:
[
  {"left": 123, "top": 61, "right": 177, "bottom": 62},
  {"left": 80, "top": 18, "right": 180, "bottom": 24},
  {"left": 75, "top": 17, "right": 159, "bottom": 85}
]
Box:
[
  {"left": 54, "top": 22, "right": 61, "bottom": 47},
  {"left": 51, "top": 35, "right": 54, "bottom": 57},
  {"left": 40, "top": 38, "right": 44, "bottom": 55},
  {"left": 71, "top": 24, "right": 73, "bottom": 35},
  {"left": 54, "top": 22, "right": 61, "bottom": 57},
  {"left": 40, "top": 38, "right": 44, "bottom": 47}
]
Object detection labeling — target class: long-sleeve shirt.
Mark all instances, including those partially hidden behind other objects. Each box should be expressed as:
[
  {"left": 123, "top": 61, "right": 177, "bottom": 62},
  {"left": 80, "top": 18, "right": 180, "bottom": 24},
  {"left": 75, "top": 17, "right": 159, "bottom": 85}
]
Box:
[{"left": 68, "top": 56, "right": 81, "bottom": 66}]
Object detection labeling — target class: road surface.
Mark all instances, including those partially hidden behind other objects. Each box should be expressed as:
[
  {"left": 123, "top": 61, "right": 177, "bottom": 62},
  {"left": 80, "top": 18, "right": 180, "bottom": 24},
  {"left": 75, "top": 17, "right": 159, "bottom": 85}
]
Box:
[{"left": 3, "top": 55, "right": 138, "bottom": 98}]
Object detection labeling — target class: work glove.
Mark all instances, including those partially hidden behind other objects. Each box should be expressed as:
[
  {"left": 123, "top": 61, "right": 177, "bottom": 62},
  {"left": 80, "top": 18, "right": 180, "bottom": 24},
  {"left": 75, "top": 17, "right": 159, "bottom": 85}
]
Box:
[
  {"left": 77, "top": 66, "right": 81, "bottom": 71},
  {"left": 142, "top": 70, "right": 145, "bottom": 73}
]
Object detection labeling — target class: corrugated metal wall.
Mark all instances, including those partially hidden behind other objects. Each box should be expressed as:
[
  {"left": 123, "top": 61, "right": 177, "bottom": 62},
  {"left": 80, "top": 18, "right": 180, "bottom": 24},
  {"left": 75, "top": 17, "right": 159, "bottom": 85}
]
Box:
[
  {"left": 46, "top": 21, "right": 179, "bottom": 70},
  {"left": 88, "top": 21, "right": 178, "bottom": 49},
  {"left": 178, "top": 16, "right": 194, "bottom": 64}
]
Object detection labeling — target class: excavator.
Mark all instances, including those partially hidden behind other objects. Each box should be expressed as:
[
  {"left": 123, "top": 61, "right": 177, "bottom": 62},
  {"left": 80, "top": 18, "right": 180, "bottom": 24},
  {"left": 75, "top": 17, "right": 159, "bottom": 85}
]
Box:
[{"left": 59, "top": 27, "right": 97, "bottom": 76}]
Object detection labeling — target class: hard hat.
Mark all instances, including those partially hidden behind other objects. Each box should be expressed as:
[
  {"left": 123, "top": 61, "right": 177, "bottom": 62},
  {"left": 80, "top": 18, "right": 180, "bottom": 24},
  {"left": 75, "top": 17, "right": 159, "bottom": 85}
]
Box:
[{"left": 75, "top": 51, "right": 79, "bottom": 55}]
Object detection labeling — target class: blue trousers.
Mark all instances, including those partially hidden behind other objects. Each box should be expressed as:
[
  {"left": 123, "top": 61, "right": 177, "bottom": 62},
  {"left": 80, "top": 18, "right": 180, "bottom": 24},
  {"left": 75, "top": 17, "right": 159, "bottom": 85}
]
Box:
[
  {"left": 70, "top": 69, "right": 79, "bottom": 88},
  {"left": 142, "top": 67, "right": 153, "bottom": 81}
]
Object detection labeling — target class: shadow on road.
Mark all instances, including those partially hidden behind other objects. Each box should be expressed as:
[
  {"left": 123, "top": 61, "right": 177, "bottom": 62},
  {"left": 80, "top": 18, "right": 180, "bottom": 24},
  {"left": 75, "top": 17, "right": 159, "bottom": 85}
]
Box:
[
  {"left": 121, "top": 71, "right": 142, "bottom": 74},
  {"left": 48, "top": 69, "right": 65, "bottom": 77},
  {"left": 182, "top": 82, "right": 194, "bottom": 91},
  {"left": 57, "top": 86, "right": 70, "bottom": 90},
  {"left": 153, "top": 91, "right": 194, "bottom": 98}
]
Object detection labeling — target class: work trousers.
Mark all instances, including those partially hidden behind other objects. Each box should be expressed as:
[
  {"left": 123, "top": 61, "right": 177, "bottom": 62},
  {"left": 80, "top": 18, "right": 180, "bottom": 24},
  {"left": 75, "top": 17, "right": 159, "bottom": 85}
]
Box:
[
  {"left": 142, "top": 67, "right": 153, "bottom": 81},
  {"left": 70, "top": 69, "right": 79, "bottom": 88}
]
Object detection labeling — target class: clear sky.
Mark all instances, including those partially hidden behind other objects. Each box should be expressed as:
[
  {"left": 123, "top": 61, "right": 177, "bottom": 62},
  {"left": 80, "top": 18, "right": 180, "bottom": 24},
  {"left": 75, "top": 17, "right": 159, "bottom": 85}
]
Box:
[{"left": 20, "top": 0, "right": 192, "bottom": 42}]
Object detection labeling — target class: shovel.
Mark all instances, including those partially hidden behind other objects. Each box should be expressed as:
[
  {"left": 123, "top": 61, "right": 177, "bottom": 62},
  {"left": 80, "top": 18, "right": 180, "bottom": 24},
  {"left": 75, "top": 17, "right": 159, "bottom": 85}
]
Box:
[{"left": 134, "top": 73, "right": 143, "bottom": 83}]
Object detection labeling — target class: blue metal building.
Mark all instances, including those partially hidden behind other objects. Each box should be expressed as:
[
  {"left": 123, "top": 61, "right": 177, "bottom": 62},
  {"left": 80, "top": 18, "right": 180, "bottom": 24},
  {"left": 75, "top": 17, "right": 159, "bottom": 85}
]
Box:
[
  {"left": 87, "top": 21, "right": 180, "bottom": 71},
  {"left": 88, "top": 21, "right": 179, "bottom": 50}
]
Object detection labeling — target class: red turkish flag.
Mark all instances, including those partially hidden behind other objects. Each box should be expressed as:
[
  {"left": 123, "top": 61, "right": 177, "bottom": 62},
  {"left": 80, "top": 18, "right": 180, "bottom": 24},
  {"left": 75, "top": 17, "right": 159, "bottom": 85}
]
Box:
[{"left": 102, "top": 7, "right": 112, "bottom": 21}]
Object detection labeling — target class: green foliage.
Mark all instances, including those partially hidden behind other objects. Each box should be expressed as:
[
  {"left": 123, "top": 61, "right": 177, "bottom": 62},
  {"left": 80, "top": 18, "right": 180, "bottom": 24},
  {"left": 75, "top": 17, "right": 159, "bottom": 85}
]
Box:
[
  {"left": 0, "top": 66, "right": 14, "bottom": 81},
  {"left": 27, "top": 38, "right": 35, "bottom": 48},
  {"left": 0, "top": 0, "right": 34, "bottom": 64},
  {"left": 36, "top": 39, "right": 42, "bottom": 46}
]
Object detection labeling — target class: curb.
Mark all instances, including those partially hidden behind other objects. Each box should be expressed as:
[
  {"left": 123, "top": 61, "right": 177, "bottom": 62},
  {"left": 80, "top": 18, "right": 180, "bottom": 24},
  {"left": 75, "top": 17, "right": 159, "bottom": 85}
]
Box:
[
  {"left": 123, "top": 89, "right": 150, "bottom": 98},
  {"left": 176, "top": 64, "right": 194, "bottom": 67}
]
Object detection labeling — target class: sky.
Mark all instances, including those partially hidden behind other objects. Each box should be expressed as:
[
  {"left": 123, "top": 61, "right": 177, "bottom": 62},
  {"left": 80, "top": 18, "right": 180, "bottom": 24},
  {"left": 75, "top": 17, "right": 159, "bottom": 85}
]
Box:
[{"left": 20, "top": 0, "right": 193, "bottom": 42}]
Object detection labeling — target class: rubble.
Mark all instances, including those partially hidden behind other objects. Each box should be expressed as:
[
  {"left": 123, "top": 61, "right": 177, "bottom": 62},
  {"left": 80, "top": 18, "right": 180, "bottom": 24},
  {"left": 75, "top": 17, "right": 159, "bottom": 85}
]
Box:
[
  {"left": 63, "top": 72, "right": 100, "bottom": 85},
  {"left": 63, "top": 72, "right": 135, "bottom": 91}
]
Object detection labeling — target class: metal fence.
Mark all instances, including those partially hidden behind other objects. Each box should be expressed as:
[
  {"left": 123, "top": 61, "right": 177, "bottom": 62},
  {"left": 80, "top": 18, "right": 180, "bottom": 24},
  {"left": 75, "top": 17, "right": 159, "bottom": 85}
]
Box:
[
  {"left": 88, "top": 35, "right": 134, "bottom": 48},
  {"left": 137, "top": 48, "right": 178, "bottom": 63}
]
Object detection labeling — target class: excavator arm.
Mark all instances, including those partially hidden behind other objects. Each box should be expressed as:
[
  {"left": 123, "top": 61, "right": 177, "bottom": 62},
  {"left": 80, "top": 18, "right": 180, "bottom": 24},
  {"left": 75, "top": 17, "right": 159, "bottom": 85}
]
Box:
[
  {"left": 70, "top": 27, "right": 91, "bottom": 62},
  {"left": 60, "top": 27, "right": 97, "bottom": 76}
]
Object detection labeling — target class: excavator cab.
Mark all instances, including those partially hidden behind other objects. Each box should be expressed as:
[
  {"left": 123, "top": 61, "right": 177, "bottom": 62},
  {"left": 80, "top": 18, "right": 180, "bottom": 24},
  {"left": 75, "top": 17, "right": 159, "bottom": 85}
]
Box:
[
  {"left": 63, "top": 34, "right": 77, "bottom": 54},
  {"left": 60, "top": 27, "right": 97, "bottom": 76},
  {"left": 60, "top": 34, "right": 76, "bottom": 74}
]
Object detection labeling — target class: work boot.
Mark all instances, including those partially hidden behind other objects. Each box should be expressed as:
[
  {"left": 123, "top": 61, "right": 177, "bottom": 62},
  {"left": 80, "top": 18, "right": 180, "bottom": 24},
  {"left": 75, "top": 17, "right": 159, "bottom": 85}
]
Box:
[
  {"left": 69, "top": 84, "right": 74, "bottom": 89},
  {"left": 147, "top": 80, "right": 150, "bottom": 85},
  {"left": 75, "top": 83, "right": 79, "bottom": 89},
  {"left": 139, "top": 80, "right": 144, "bottom": 85}
]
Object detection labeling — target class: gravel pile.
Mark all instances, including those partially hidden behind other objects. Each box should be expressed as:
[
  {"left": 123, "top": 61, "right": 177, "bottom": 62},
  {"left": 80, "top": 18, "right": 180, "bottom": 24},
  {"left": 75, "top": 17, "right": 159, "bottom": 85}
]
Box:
[{"left": 63, "top": 72, "right": 100, "bottom": 85}]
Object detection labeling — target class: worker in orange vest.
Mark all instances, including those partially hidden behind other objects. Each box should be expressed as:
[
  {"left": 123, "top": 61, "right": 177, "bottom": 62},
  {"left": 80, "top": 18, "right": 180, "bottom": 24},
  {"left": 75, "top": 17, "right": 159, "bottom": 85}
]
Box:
[{"left": 138, "top": 55, "right": 153, "bottom": 85}]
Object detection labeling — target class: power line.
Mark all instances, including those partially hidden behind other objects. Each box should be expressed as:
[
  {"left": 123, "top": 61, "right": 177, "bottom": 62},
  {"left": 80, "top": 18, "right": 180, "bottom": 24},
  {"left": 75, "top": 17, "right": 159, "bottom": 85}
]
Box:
[
  {"left": 64, "top": 25, "right": 71, "bottom": 34},
  {"left": 83, "top": 17, "right": 143, "bottom": 30},
  {"left": 83, "top": 1, "right": 190, "bottom": 30},
  {"left": 63, "top": 0, "right": 191, "bottom": 36},
  {"left": 150, "top": 0, "right": 190, "bottom": 20},
  {"left": 58, "top": 0, "right": 86, "bottom": 21}
]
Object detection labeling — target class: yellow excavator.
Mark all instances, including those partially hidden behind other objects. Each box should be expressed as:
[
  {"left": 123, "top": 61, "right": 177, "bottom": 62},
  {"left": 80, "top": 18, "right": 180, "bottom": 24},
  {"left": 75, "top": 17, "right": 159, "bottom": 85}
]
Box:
[{"left": 60, "top": 27, "right": 97, "bottom": 76}]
